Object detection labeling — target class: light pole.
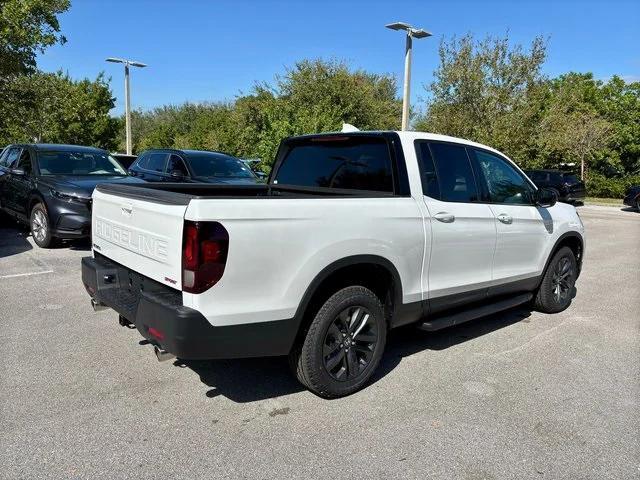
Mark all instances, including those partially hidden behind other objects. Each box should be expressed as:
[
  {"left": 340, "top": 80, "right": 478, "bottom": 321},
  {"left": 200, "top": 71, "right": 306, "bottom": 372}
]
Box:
[
  {"left": 106, "top": 57, "right": 147, "bottom": 155},
  {"left": 385, "top": 22, "right": 431, "bottom": 131}
]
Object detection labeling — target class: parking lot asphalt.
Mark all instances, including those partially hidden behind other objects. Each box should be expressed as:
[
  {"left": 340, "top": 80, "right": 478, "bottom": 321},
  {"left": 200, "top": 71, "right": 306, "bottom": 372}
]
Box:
[{"left": 0, "top": 205, "right": 638, "bottom": 480}]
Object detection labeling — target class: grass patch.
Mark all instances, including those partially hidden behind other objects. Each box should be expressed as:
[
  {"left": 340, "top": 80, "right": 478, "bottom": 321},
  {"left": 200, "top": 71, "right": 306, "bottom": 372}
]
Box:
[{"left": 584, "top": 197, "right": 624, "bottom": 206}]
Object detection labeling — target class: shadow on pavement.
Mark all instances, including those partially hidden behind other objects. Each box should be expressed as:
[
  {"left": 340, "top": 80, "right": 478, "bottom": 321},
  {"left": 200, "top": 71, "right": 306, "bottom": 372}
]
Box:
[
  {"left": 178, "top": 306, "right": 532, "bottom": 403},
  {"left": 0, "top": 213, "right": 32, "bottom": 259}
]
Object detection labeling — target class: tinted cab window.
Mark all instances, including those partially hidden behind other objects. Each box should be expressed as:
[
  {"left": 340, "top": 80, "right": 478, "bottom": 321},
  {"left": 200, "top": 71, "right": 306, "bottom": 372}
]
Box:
[
  {"left": 275, "top": 136, "right": 394, "bottom": 192},
  {"left": 424, "top": 142, "right": 479, "bottom": 202},
  {"left": 470, "top": 149, "right": 534, "bottom": 204}
]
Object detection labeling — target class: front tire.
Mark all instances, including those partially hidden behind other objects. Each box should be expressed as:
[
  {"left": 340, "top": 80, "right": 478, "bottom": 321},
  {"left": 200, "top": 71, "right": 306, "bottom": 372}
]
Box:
[
  {"left": 534, "top": 246, "right": 577, "bottom": 313},
  {"left": 289, "top": 286, "right": 387, "bottom": 398},
  {"left": 30, "top": 203, "right": 54, "bottom": 248}
]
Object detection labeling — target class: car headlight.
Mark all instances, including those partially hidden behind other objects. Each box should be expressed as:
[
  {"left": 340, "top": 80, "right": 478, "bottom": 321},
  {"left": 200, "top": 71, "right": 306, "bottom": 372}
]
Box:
[{"left": 51, "top": 190, "right": 91, "bottom": 203}]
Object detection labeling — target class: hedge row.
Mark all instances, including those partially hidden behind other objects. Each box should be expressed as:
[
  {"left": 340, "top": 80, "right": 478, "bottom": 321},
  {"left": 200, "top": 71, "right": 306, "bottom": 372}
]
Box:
[{"left": 585, "top": 173, "right": 640, "bottom": 198}]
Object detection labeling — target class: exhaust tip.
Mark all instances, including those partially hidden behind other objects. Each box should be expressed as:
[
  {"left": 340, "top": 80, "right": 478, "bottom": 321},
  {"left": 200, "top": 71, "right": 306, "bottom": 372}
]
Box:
[
  {"left": 154, "top": 346, "right": 175, "bottom": 362},
  {"left": 91, "top": 298, "right": 109, "bottom": 312}
]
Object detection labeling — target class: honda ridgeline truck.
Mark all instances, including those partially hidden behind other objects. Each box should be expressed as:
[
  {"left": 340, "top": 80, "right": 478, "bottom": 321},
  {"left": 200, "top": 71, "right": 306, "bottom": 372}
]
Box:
[{"left": 82, "top": 131, "right": 585, "bottom": 398}]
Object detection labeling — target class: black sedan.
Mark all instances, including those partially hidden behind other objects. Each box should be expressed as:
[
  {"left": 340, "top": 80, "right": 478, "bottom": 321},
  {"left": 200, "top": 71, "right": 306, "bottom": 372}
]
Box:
[
  {"left": 623, "top": 185, "right": 640, "bottom": 211},
  {"left": 524, "top": 169, "right": 586, "bottom": 204},
  {"left": 0, "top": 144, "right": 144, "bottom": 247},
  {"left": 128, "top": 149, "right": 263, "bottom": 183}
]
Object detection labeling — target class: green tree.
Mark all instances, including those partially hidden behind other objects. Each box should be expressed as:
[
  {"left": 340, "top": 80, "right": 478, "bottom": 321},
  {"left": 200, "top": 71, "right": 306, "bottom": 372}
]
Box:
[
  {"left": 234, "top": 59, "right": 402, "bottom": 164},
  {"left": 0, "top": 0, "right": 70, "bottom": 76},
  {"left": 1, "top": 71, "right": 120, "bottom": 149},
  {"left": 416, "top": 33, "right": 548, "bottom": 164}
]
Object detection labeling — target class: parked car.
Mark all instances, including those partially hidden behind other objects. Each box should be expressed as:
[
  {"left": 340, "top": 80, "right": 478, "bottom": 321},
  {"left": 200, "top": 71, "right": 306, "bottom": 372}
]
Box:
[
  {"left": 0, "top": 144, "right": 144, "bottom": 247},
  {"left": 623, "top": 185, "right": 640, "bottom": 210},
  {"left": 83, "top": 131, "right": 585, "bottom": 398},
  {"left": 128, "top": 149, "right": 260, "bottom": 184},
  {"left": 524, "top": 169, "right": 586, "bottom": 204},
  {"left": 111, "top": 153, "right": 137, "bottom": 170}
]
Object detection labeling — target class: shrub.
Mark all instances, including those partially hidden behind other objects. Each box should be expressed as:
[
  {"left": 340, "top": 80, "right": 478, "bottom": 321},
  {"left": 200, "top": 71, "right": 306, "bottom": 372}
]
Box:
[{"left": 586, "top": 173, "right": 640, "bottom": 198}]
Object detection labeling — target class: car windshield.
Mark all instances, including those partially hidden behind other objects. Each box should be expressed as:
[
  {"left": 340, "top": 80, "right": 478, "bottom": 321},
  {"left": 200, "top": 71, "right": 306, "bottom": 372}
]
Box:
[
  {"left": 187, "top": 153, "right": 254, "bottom": 178},
  {"left": 38, "top": 151, "right": 126, "bottom": 175}
]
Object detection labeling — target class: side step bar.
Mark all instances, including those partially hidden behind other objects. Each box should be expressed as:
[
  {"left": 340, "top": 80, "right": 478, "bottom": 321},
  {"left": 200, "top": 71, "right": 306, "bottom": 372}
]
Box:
[{"left": 418, "top": 292, "right": 533, "bottom": 332}]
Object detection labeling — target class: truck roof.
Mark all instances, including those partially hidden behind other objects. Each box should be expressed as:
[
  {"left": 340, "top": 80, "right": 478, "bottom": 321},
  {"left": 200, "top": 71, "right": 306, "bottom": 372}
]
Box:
[{"left": 289, "top": 130, "right": 507, "bottom": 158}]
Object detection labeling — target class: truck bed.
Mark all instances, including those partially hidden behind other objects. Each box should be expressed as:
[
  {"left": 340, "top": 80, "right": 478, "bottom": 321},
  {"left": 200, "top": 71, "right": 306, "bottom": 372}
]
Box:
[{"left": 95, "top": 182, "right": 394, "bottom": 206}]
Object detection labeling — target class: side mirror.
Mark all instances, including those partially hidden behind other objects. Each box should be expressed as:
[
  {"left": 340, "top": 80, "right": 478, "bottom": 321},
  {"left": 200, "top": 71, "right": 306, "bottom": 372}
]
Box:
[
  {"left": 12, "top": 168, "right": 25, "bottom": 176},
  {"left": 536, "top": 187, "right": 557, "bottom": 208},
  {"left": 255, "top": 171, "right": 267, "bottom": 179},
  {"left": 169, "top": 170, "right": 184, "bottom": 180}
]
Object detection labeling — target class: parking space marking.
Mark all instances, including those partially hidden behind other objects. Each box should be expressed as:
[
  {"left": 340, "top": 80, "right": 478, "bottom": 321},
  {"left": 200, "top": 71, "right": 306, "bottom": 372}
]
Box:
[{"left": 0, "top": 270, "right": 54, "bottom": 279}]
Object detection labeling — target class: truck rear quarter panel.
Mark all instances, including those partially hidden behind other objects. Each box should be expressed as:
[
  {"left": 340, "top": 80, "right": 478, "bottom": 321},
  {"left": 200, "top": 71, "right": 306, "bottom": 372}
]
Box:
[{"left": 184, "top": 196, "right": 425, "bottom": 327}]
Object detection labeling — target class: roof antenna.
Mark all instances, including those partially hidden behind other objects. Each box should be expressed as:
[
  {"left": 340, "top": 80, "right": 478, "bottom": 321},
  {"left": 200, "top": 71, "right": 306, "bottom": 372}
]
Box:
[{"left": 341, "top": 123, "right": 360, "bottom": 133}]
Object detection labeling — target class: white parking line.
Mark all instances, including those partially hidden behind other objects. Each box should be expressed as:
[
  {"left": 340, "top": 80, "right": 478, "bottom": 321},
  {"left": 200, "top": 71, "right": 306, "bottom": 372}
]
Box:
[{"left": 0, "top": 270, "right": 54, "bottom": 279}]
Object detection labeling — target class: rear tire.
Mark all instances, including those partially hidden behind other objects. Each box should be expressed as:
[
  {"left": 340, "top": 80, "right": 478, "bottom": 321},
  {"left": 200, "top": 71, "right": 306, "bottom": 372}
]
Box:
[
  {"left": 534, "top": 246, "right": 577, "bottom": 313},
  {"left": 30, "top": 203, "right": 54, "bottom": 248},
  {"left": 289, "top": 286, "right": 387, "bottom": 398}
]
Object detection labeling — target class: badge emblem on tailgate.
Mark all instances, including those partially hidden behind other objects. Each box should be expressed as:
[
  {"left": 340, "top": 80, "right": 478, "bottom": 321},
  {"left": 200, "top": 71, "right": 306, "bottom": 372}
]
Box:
[{"left": 121, "top": 203, "right": 133, "bottom": 217}]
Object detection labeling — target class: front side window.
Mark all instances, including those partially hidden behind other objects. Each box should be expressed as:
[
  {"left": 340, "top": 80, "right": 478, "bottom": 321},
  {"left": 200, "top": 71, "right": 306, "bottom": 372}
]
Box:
[
  {"left": 4, "top": 147, "right": 21, "bottom": 169},
  {"left": 428, "top": 142, "right": 478, "bottom": 202},
  {"left": 471, "top": 149, "right": 534, "bottom": 204},
  {"left": 275, "top": 136, "right": 394, "bottom": 192},
  {"left": 16, "top": 149, "right": 33, "bottom": 174},
  {"left": 37, "top": 151, "right": 126, "bottom": 175}
]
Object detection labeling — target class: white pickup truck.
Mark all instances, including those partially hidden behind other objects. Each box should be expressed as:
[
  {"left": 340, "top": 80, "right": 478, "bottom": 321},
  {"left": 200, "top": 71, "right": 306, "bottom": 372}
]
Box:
[{"left": 82, "top": 131, "right": 585, "bottom": 398}]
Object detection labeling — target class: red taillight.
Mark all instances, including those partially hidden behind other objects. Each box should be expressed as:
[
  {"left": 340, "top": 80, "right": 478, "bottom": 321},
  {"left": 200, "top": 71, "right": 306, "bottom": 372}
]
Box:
[
  {"left": 182, "top": 221, "right": 229, "bottom": 294},
  {"left": 148, "top": 327, "right": 165, "bottom": 340}
]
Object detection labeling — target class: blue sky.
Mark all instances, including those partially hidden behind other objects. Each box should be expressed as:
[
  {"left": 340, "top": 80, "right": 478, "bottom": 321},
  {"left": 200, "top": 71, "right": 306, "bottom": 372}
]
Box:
[{"left": 37, "top": 0, "right": 640, "bottom": 116}]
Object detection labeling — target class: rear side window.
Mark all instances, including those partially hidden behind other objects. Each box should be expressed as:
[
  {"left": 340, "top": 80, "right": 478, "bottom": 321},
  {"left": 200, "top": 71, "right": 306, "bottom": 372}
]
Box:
[
  {"left": 274, "top": 136, "right": 394, "bottom": 193},
  {"left": 563, "top": 173, "right": 579, "bottom": 184},
  {"left": 415, "top": 141, "right": 440, "bottom": 198},
  {"left": 428, "top": 143, "right": 478, "bottom": 202},
  {"left": 550, "top": 172, "right": 563, "bottom": 184}
]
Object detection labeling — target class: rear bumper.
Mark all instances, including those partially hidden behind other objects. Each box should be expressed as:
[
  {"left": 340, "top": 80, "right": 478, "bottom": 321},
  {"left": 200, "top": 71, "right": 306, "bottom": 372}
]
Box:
[
  {"left": 81, "top": 255, "right": 297, "bottom": 360},
  {"left": 559, "top": 190, "right": 586, "bottom": 203}
]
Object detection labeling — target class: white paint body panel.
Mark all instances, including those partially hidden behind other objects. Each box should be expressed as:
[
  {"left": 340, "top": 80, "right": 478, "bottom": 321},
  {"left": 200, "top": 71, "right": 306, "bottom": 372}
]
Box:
[
  {"left": 183, "top": 196, "right": 425, "bottom": 326},
  {"left": 91, "top": 131, "right": 585, "bottom": 328}
]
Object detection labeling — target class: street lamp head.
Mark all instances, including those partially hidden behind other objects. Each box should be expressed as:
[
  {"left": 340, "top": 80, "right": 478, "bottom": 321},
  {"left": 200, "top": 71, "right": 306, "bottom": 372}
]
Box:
[
  {"left": 385, "top": 21, "right": 413, "bottom": 31},
  {"left": 105, "top": 57, "right": 148, "bottom": 68},
  {"left": 410, "top": 29, "right": 432, "bottom": 39},
  {"left": 385, "top": 21, "right": 432, "bottom": 39}
]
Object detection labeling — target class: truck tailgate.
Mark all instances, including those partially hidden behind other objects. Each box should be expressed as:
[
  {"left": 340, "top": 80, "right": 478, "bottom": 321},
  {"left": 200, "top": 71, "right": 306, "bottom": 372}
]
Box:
[{"left": 91, "top": 187, "right": 187, "bottom": 289}]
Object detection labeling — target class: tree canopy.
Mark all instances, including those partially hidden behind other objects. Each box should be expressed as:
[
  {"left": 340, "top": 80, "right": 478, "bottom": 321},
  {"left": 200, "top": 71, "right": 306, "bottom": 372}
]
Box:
[{"left": 0, "top": 0, "right": 69, "bottom": 76}]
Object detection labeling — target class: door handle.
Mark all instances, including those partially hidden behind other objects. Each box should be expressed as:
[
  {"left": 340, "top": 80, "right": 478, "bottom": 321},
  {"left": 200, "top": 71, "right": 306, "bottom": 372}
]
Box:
[
  {"left": 434, "top": 212, "right": 455, "bottom": 223},
  {"left": 497, "top": 213, "right": 513, "bottom": 224}
]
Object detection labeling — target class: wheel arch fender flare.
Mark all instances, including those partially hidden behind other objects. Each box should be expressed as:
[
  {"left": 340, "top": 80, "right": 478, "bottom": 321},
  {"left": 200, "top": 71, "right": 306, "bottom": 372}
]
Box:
[
  {"left": 292, "top": 254, "right": 403, "bottom": 333},
  {"left": 28, "top": 191, "right": 47, "bottom": 214},
  {"left": 539, "top": 231, "right": 585, "bottom": 286}
]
